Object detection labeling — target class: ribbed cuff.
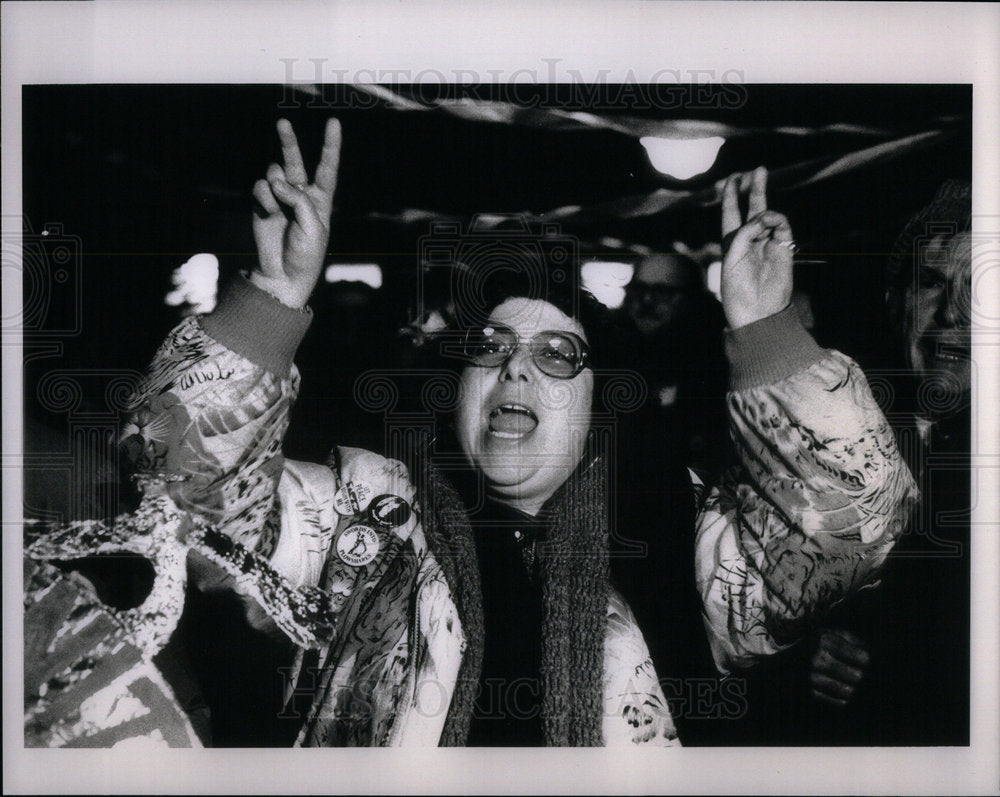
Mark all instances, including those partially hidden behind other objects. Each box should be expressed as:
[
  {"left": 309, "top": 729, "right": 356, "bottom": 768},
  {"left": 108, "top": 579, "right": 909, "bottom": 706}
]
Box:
[
  {"left": 200, "top": 274, "right": 313, "bottom": 378},
  {"left": 725, "top": 303, "right": 825, "bottom": 391}
]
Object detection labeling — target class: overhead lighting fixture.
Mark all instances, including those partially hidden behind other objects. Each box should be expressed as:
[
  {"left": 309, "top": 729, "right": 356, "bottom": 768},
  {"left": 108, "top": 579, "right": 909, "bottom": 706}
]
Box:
[
  {"left": 640, "top": 136, "right": 725, "bottom": 180},
  {"left": 581, "top": 260, "right": 634, "bottom": 310},
  {"left": 324, "top": 264, "right": 383, "bottom": 289}
]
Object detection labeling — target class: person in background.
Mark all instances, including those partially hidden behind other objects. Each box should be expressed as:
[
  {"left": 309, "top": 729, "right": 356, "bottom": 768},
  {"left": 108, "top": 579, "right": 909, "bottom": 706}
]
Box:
[
  {"left": 812, "top": 180, "right": 972, "bottom": 744},
  {"left": 29, "top": 119, "right": 918, "bottom": 747},
  {"left": 728, "top": 180, "right": 972, "bottom": 745},
  {"left": 622, "top": 250, "right": 729, "bottom": 482}
]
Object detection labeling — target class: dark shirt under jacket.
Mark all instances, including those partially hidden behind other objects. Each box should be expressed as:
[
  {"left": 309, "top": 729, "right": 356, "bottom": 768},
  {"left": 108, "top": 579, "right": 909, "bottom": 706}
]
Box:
[
  {"left": 466, "top": 499, "right": 545, "bottom": 747},
  {"left": 607, "top": 417, "right": 720, "bottom": 744}
]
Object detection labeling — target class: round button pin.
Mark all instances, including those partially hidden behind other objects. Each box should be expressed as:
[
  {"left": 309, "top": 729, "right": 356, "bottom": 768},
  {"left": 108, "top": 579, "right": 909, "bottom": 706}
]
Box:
[
  {"left": 368, "top": 494, "right": 412, "bottom": 529},
  {"left": 336, "top": 524, "right": 380, "bottom": 567},
  {"left": 334, "top": 480, "right": 374, "bottom": 516}
]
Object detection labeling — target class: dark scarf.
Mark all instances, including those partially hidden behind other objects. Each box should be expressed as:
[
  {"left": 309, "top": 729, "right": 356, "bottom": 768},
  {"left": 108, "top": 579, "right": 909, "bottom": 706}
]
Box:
[{"left": 417, "top": 449, "right": 610, "bottom": 746}]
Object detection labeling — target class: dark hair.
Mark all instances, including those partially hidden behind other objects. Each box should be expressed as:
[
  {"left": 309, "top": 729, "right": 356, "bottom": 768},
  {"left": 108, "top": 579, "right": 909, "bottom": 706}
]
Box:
[
  {"left": 886, "top": 179, "right": 971, "bottom": 292},
  {"left": 410, "top": 252, "right": 633, "bottom": 430},
  {"left": 884, "top": 179, "right": 971, "bottom": 344},
  {"left": 632, "top": 251, "right": 706, "bottom": 293}
]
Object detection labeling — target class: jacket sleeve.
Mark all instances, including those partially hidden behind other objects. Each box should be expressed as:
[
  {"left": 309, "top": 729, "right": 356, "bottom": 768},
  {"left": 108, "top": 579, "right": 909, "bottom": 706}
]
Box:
[
  {"left": 603, "top": 590, "right": 681, "bottom": 747},
  {"left": 694, "top": 305, "right": 919, "bottom": 673},
  {"left": 120, "top": 273, "right": 314, "bottom": 561}
]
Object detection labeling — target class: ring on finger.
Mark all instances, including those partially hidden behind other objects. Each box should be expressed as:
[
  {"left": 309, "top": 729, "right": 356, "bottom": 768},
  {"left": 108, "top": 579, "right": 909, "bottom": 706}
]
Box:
[{"left": 777, "top": 240, "right": 798, "bottom": 254}]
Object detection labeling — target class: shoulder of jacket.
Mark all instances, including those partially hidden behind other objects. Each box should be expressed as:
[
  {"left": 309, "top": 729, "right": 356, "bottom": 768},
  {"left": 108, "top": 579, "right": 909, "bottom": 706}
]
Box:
[
  {"left": 282, "top": 459, "right": 338, "bottom": 497},
  {"left": 325, "top": 446, "right": 419, "bottom": 509}
]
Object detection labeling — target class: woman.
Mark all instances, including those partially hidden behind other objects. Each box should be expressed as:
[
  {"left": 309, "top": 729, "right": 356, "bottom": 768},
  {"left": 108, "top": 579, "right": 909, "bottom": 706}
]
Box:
[{"left": 29, "top": 117, "right": 916, "bottom": 747}]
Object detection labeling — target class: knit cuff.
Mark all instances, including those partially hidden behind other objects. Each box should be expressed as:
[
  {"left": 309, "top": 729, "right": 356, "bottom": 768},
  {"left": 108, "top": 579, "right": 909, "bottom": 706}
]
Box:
[
  {"left": 199, "top": 273, "right": 313, "bottom": 378},
  {"left": 725, "top": 303, "right": 825, "bottom": 391}
]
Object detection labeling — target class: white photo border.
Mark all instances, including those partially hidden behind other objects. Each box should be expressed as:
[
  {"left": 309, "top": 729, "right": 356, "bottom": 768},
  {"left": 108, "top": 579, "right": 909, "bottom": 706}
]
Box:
[{"left": 3, "top": 2, "right": 998, "bottom": 794}]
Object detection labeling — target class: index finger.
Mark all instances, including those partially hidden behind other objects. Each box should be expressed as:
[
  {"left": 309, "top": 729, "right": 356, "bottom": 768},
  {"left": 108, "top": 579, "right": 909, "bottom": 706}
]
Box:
[
  {"left": 312, "top": 118, "right": 342, "bottom": 202},
  {"left": 747, "top": 166, "right": 768, "bottom": 218},
  {"left": 721, "top": 174, "right": 742, "bottom": 238},
  {"left": 276, "top": 118, "right": 309, "bottom": 186}
]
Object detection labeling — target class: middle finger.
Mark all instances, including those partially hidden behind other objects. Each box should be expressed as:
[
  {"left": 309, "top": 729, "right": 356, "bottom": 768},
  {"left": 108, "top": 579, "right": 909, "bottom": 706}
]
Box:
[
  {"left": 815, "top": 648, "right": 864, "bottom": 682},
  {"left": 821, "top": 660, "right": 865, "bottom": 685},
  {"left": 810, "top": 672, "right": 856, "bottom": 698}
]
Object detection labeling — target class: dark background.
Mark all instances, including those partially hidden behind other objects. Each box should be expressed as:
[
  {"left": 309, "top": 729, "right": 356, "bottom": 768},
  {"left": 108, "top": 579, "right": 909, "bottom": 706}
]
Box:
[
  {"left": 19, "top": 83, "right": 972, "bottom": 747},
  {"left": 22, "top": 83, "right": 971, "bottom": 464}
]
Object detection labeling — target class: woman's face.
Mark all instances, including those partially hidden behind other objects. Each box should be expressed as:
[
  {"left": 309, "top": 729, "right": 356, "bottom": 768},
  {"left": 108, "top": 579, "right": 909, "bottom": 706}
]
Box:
[
  {"left": 904, "top": 232, "right": 972, "bottom": 401},
  {"left": 456, "top": 297, "right": 594, "bottom": 515}
]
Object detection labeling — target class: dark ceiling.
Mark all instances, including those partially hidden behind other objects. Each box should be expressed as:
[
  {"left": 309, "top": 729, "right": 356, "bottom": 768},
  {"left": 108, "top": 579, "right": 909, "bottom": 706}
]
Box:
[{"left": 22, "top": 83, "right": 972, "bottom": 457}]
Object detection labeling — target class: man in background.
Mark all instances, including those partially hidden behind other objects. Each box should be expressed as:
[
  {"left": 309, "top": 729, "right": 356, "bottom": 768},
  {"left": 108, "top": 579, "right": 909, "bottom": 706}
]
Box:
[{"left": 623, "top": 250, "right": 729, "bottom": 482}]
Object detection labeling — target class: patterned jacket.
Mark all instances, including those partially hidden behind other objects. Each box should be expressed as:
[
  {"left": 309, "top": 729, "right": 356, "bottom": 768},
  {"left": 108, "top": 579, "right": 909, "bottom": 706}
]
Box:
[{"left": 120, "top": 275, "right": 918, "bottom": 746}]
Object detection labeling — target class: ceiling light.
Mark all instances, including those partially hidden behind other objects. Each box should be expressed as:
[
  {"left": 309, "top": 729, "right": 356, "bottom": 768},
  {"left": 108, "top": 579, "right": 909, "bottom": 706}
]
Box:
[{"left": 640, "top": 136, "right": 725, "bottom": 180}]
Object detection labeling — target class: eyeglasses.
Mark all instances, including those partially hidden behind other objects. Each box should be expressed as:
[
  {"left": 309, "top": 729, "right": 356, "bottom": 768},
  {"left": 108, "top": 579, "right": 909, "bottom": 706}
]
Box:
[{"left": 461, "top": 324, "right": 591, "bottom": 379}]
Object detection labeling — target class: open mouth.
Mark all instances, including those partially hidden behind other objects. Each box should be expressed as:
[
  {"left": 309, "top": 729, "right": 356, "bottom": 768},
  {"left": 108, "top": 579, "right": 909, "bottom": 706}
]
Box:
[{"left": 488, "top": 403, "right": 539, "bottom": 439}]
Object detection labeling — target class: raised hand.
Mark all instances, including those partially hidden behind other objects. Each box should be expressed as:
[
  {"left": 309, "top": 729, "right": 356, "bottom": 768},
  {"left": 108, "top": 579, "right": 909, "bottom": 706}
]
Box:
[
  {"left": 251, "top": 118, "right": 342, "bottom": 308},
  {"left": 720, "top": 166, "right": 795, "bottom": 329}
]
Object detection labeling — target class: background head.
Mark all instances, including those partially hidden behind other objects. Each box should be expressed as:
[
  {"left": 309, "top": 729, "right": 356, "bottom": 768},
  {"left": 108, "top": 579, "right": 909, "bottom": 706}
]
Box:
[
  {"left": 886, "top": 180, "right": 972, "bottom": 412},
  {"left": 625, "top": 251, "right": 705, "bottom": 337}
]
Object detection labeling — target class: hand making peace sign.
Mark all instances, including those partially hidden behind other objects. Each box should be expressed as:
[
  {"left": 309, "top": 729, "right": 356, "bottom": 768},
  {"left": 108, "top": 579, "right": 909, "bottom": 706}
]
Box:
[
  {"left": 720, "top": 166, "right": 796, "bottom": 329},
  {"left": 250, "top": 118, "right": 342, "bottom": 308}
]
